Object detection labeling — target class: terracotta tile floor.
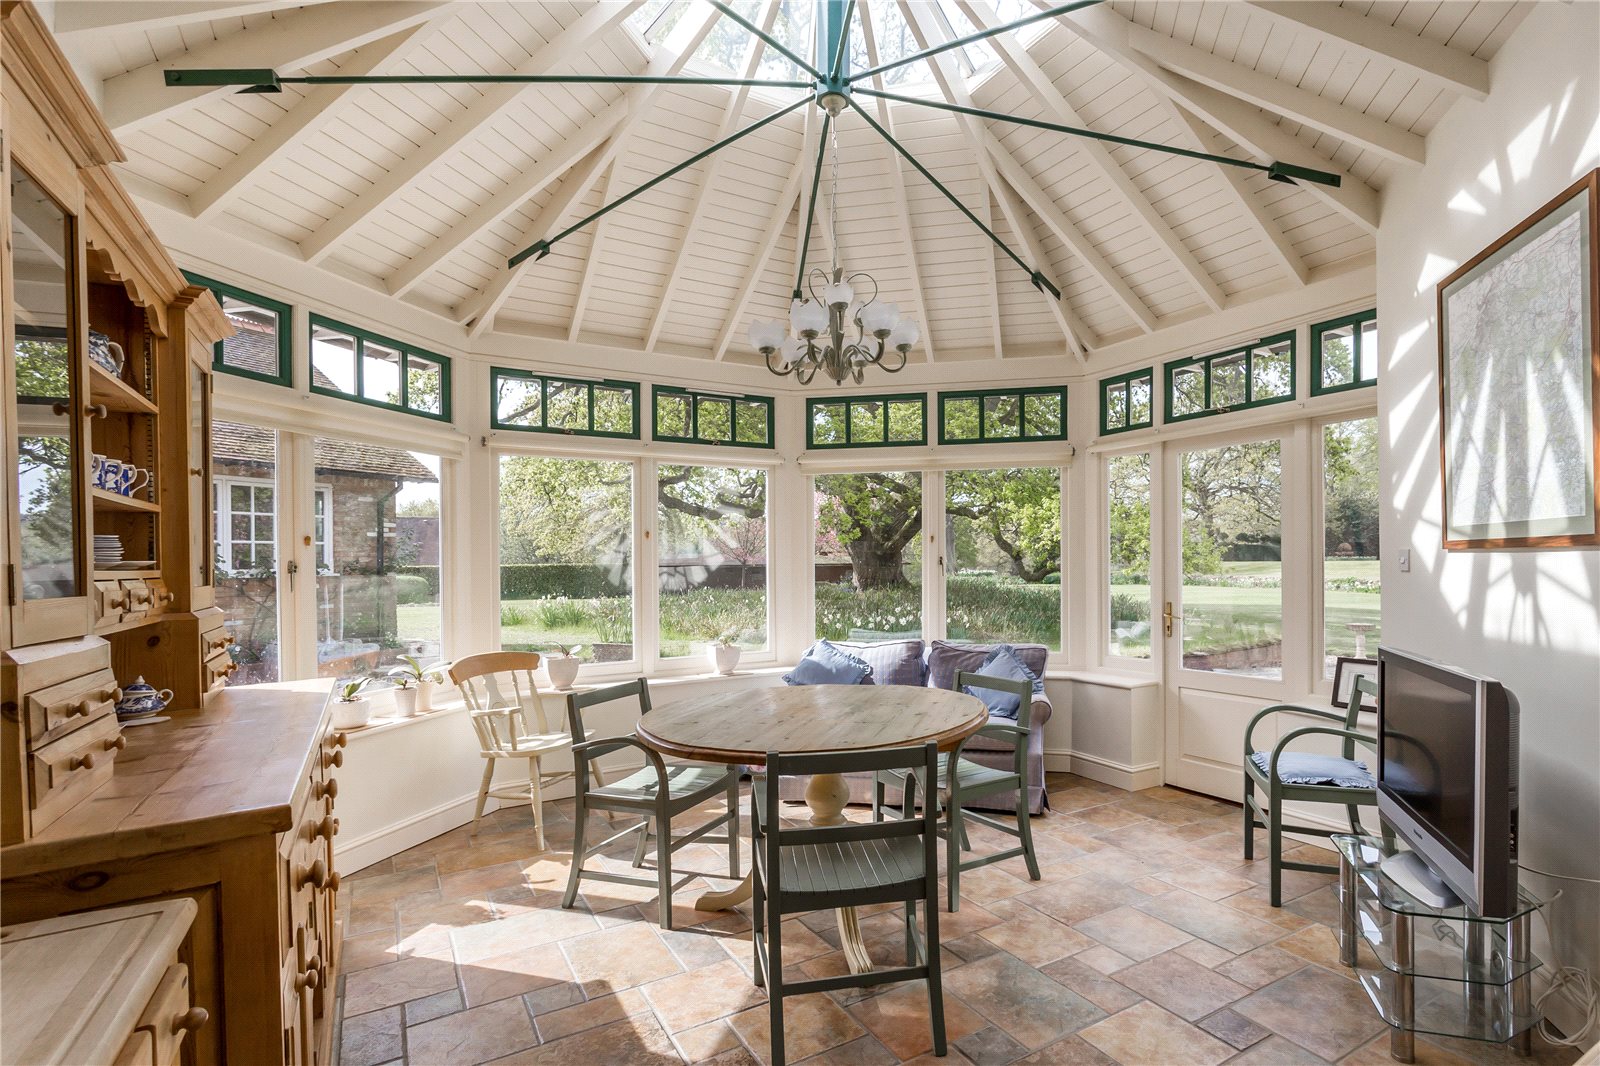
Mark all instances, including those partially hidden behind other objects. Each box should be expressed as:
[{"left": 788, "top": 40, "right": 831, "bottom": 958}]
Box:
[{"left": 333, "top": 774, "right": 1579, "bottom": 1066}]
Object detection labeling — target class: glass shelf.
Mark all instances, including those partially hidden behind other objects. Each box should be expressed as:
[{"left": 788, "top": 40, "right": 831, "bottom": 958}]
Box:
[
  {"left": 1342, "top": 885, "right": 1544, "bottom": 983},
  {"left": 1334, "top": 834, "right": 1544, "bottom": 922}
]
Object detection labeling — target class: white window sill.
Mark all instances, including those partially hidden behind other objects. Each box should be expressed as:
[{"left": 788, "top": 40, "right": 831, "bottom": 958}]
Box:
[{"left": 1045, "top": 669, "right": 1161, "bottom": 690}]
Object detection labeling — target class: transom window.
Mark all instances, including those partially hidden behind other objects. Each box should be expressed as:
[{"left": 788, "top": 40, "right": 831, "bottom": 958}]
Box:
[
  {"left": 938, "top": 386, "right": 1066, "bottom": 444},
  {"left": 653, "top": 387, "right": 773, "bottom": 448},
  {"left": 1312, "top": 310, "right": 1379, "bottom": 395},
  {"left": 492, "top": 369, "right": 639, "bottom": 439},
  {"left": 309, "top": 315, "right": 450, "bottom": 421},
  {"left": 807, "top": 394, "right": 926, "bottom": 449},
  {"left": 1100, "top": 369, "right": 1154, "bottom": 436},
  {"left": 186, "top": 273, "right": 291, "bottom": 386},
  {"left": 1166, "top": 333, "right": 1295, "bottom": 423}
]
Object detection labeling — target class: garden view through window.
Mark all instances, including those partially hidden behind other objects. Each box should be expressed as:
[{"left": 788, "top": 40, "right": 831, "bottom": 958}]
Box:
[
  {"left": 498, "top": 456, "right": 634, "bottom": 659},
  {"left": 656, "top": 464, "right": 768, "bottom": 658},
  {"left": 814, "top": 471, "right": 924, "bottom": 639},
  {"left": 1107, "top": 452, "right": 1152, "bottom": 659},
  {"left": 1324, "top": 417, "right": 1381, "bottom": 675},
  {"left": 945, "top": 468, "right": 1061, "bottom": 649}
]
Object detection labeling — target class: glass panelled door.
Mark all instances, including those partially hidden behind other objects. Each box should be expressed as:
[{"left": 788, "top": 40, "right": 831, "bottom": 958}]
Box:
[{"left": 1162, "top": 431, "right": 1292, "bottom": 797}]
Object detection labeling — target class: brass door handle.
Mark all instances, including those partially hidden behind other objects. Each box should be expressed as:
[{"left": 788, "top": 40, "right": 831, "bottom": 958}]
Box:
[{"left": 1162, "top": 602, "right": 1179, "bottom": 638}]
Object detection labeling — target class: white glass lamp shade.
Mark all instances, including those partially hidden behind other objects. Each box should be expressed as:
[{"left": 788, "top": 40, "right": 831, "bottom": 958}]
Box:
[
  {"left": 888, "top": 317, "right": 920, "bottom": 350},
  {"left": 790, "top": 298, "right": 828, "bottom": 336},
  {"left": 748, "top": 318, "right": 787, "bottom": 352},
  {"left": 859, "top": 300, "right": 899, "bottom": 336},
  {"left": 780, "top": 337, "right": 808, "bottom": 366},
  {"left": 823, "top": 278, "right": 855, "bottom": 308}
]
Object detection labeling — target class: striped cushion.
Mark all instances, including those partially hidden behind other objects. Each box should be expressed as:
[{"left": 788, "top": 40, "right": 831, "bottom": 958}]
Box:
[{"left": 834, "top": 639, "right": 926, "bottom": 688}]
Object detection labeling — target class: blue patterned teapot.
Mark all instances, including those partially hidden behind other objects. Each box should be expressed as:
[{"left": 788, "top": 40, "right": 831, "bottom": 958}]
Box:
[{"left": 116, "top": 676, "right": 173, "bottom": 720}]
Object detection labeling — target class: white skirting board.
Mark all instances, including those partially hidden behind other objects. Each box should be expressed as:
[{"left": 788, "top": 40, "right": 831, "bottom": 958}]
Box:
[{"left": 1046, "top": 748, "right": 1163, "bottom": 792}]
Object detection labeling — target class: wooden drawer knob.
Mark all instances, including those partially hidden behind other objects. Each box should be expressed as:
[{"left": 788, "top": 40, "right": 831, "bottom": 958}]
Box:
[
  {"left": 296, "top": 858, "right": 328, "bottom": 889},
  {"left": 327, "top": 871, "right": 341, "bottom": 893},
  {"left": 69, "top": 752, "right": 97, "bottom": 771},
  {"left": 329, "top": 731, "right": 348, "bottom": 749},
  {"left": 172, "top": 1007, "right": 208, "bottom": 1034},
  {"left": 314, "top": 778, "right": 338, "bottom": 801},
  {"left": 316, "top": 815, "right": 339, "bottom": 840},
  {"left": 322, "top": 748, "right": 343, "bottom": 769},
  {"left": 105, "top": 735, "right": 127, "bottom": 752},
  {"left": 294, "top": 963, "right": 320, "bottom": 992},
  {"left": 72, "top": 699, "right": 98, "bottom": 717}
]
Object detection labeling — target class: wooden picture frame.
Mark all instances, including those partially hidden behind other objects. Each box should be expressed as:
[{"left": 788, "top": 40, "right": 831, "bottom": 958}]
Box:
[
  {"left": 1331, "top": 656, "right": 1378, "bottom": 711},
  {"left": 1437, "top": 169, "right": 1600, "bottom": 550}
]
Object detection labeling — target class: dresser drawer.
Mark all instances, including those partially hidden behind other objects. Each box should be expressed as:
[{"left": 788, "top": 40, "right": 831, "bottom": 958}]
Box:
[
  {"left": 119, "top": 580, "right": 152, "bottom": 624},
  {"left": 95, "top": 580, "right": 129, "bottom": 629},
  {"left": 202, "top": 649, "right": 235, "bottom": 693},
  {"left": 145, "top": 579, "right": 174, "bottom": 617},
  {"left": 111, "top": 1029, "right": 155, "bottom": 1066},
  {"left": 23, "top": 668, "right": 119, "bottom": 743},
  {"left": 29, "top": 714, "right": 124, "bottom": 834},
  {"left": 135, "top": 963, "right": 204, "bottom": 1066}
]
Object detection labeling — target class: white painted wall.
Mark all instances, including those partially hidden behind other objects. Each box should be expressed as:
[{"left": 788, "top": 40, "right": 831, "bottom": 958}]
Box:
[{"left": 1376, "top": 0, "right": 1600, "bottom": 998}]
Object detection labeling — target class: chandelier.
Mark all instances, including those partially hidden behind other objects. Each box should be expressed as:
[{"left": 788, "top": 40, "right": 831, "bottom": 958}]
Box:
[{"left": 747, "top": 115, "right": 919, "bottom": 385}]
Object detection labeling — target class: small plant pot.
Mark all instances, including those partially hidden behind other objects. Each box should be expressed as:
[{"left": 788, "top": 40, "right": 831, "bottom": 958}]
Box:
[
  {"left": 546, "top": 656, "right": 581, "bottom": 691},
  {"left": 415, "top": 679, "right": 436, "bottom": 713},
  {"left": 711, "top": 644, "right": 742, "bottom": 675},
  {"left": 392, "top": 686, "right": 419, "bottom": 718},
  {"left": 331, "top": 697, "right": 372, "bottom": 731}
]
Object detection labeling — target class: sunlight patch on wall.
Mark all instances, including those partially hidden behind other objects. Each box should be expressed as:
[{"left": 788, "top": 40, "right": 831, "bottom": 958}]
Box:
[
  {"left": 1416, "top": 253, "right": 1459, "bottom": 295},
  {"left": 1506, "top": 105, "right": 1551, "bottom": 184},
  {"left": 1447, "top": 190, "right": 1485, "bottom": 216}
]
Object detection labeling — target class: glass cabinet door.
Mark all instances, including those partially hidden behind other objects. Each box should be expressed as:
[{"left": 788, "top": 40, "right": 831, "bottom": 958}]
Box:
[
  {"left": 8, "top": 161, "right": 86, "bottom": 638},
  {"left": 189, "top": 359, "right": 213, "bottom": 593}
]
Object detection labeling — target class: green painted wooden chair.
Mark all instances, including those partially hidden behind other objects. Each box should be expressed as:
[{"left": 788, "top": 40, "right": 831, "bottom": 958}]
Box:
[
  {"left": 1242, "top": 675, "right": 1382, "bottom": 906},
  {"left": 872, "top": 670, "right": 1041, "bottom": 912},
  {"left": 560, "top": 679, "right": 739, "bottom": 929},
  {"left": 752, "top": 742, "right": 946, "bottom": 1066}
]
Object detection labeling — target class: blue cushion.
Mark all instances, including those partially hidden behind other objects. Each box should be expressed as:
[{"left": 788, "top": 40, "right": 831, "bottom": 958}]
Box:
[
  {"left": 833, "top": 640, "right": 925, "bottom": 687},
  {"left": 962, "top": 645, "right": 1040, "bottom": 720},
  {"left": 927, "top": 640, "right": 1048, "bottom": 694},
  {"left": 784, "top": 640, "right": 874, "bottom": 686},
  {"left": 1250, "top": 751, "right": 1374, "bottom": 788}
]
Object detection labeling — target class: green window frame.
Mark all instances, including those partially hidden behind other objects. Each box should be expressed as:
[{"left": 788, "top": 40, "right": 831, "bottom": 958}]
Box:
[
  {"left": 1164, "top": 331, "right": 1296, "bottom": 424},
  {"left": 307, "top": 314, "right": 452, "bottom": 421},
  {"left": 937, "top": 386, "right": 1067, "bottom": 445},
  {"left": 491, "top": 367, "right": 640, "bottom": 439},
  {"left": 652, "top": 387, "right": 774, "bottom": 448},
  {"left": 1100, "top": 368, "right": 1155, "bottom": 436},
  {"left": 183, "top": 271, "right": 292, "bottom": 387},
  {"left": 1311, "top": 309, "right": 1378, "bottom": 395},
  {"left": 806, "top": 393, "right": 926, "bottom": 449}
]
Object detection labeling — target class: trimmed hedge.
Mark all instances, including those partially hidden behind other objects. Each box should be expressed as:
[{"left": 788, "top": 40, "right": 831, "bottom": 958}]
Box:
[{"left": 394, "top": 563, "right": 625, "bottom": 599}]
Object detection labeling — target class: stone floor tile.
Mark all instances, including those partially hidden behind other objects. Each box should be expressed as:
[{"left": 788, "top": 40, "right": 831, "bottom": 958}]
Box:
[
  {"left": 404, "top": 987, "right": 465, "bottom": 1027},
  {"left": 486, "top": 1015, "right": 680, "bottom": 1064},
  {"left": 1224, "top": 1035, "right": 1333, "bottom": 1064},
  {"left": 406, "top": 994, "right": 539, "bottom": 1064},
  {"left": 1221, "top": 886, "right": 1317, "bottom": 931},
  {"left": 341, "top": 928, "right": 403, "bottom": 974},
  {"left": 1135, "top": 890, "right": 1285, "bottom": 955},
  {"left": 942, "top": 951, "right": 1106, "bottom": 1051},
  {"left": 672, "top": 1019, "right": 746, "bottom": 1063},
  {"left": 349, "top": 864, "right": 442, "bottom": 908},
  {"left": 1012, "top": 1034, "right": 1118, "bottom": 1065},
  {"left": 1113, "top": 951, "right": 1252, "bottom": 1020},
  {"left": 642, "top": 957, "right": 767, "bottom": 1033},
  {"left": 1284, "top": 884, "right": 1345, "bottom": 926},
  {"left": 1233, "top": 966, "right": 1387, "bottom": 1061},
  {"left": 1016, "top": 876, "right": 1150, "bottom": 926},
  {"left": 1273, "top": 925, "right": 1357, "bottom": 978},
  {"left": 533, "top": 986, "right": 652, "bottom": 1043},
  {"left": 1199, "top": 1007, "right": 1271, "bottom": 1050},
  {"left": 1073, "top": 906, "right": 1194, "bottom": 961},
  {"left": 337, "top": 1005, "right": 402, "bottom": 1066},
  {"left": 522, "top": 981, "right": 585, "bottom": 1017},
  {"left": 343, "top": 954, "right": 459, "bottom": 1017},
  {"left": 729, "top": 991, "right": 869, "bottom": 1065},
  {"left": 1336, "top": 1033, "right": 1475, "bottom": 1065},
  {"left": 955, "top": 1025, "right": 1030, "bottom": 1065},
  {"left": 560, "top": 920, "right": 683, "bottom": 995},
  {"left": 846, "top": 981, "right": 985, "bottom": 1060},
  {"left": 450, "top": 905, "right": 599, "bottom": 964},
  {"left": 1078, "top": 1001, "right": 1235, "bottom": 1066},
  {"left": 1215, "top": 945, "right": 1308, "bottom": 990},
  {"left": 1073, "top": 945, "right": 1138, "bottom": 975},
  {"left": 459, "top": 945, "right": 573, "bottom": 1007},
  {"left": 976, "top": 914, "right": 1095, "bottom": 967},
  {"left": 1176, "top": 937, "right": 1239, "bottom": 969},
  {"left": 1156, "top": 863, "right": 1261, "bottom": 902},
  {"left": 1039, "top": 956, "right": 1144, "bottom": 1014}
]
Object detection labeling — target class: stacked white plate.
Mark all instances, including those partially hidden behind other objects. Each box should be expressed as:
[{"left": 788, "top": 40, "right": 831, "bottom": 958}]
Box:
[{"left": 94, "top": 534, "right": 123, "bottom": 566}]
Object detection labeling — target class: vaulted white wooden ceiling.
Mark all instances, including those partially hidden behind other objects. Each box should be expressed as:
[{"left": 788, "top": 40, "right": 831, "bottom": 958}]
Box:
[{"left": 58, "top": 0, "right": 1528, "bottom": 367}]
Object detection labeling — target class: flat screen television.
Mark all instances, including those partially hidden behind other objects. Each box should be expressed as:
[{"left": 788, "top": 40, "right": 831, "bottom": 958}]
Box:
[{"left": 1376, "top": 647, "right": 1520, "bottom": 917}]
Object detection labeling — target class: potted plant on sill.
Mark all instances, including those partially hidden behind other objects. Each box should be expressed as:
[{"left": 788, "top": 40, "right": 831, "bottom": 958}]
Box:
[
  {"left": 545, "top": 645, "right": 583, "bottom": 691},
  {"left": 709, "top": 631, "right": 742, "bottom": 676},
  {"left": 331, "top": 676, "right": 375, "bottom": 731},
  {"left": 390, "top": 655, "right": 450, "bottom": 712}
]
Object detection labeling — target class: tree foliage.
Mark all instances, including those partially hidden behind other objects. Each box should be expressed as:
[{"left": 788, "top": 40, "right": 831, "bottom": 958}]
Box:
[{"left": 945, "top": 467, "right": 1060, "bottom": 582}]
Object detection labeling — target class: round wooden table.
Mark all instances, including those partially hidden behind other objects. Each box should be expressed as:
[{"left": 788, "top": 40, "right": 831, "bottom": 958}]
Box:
[{"left": 637, "top": 684, "right": 987, "bottom": 973}]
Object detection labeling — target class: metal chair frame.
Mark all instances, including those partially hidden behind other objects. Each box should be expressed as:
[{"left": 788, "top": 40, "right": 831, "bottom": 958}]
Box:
[{"left": 560, "top": 679, "right": 739, "bottom": 929}]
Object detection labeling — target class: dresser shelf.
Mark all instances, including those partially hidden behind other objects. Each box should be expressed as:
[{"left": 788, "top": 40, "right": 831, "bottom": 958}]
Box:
[
  {"left": 88, "top": 363, "right": 158, "bottom": 416},
  {"left": 91, "top": 487, "right": 160, "bottom": 513}
]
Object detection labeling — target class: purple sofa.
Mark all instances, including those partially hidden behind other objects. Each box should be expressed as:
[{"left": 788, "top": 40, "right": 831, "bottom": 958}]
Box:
[{"left": 776, "top": 639, "right": 1052, "bottom": 814}]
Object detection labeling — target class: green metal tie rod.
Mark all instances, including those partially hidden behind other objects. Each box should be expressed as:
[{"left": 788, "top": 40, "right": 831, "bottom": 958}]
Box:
[
  {"left": 508, "top": 95, "right": 812, "bottom": 269},
  {"left": 852, "top": 87, "right": 1343, "bottom": 187},
  {"left": 794, "top": 112, "right": 834, "bottom": 299},
  {"left": 162, "top": 69, "right": 813, "bottom": 91},
  {"left": 848, "top": 0, "right": 1104, "bottom": 83}
]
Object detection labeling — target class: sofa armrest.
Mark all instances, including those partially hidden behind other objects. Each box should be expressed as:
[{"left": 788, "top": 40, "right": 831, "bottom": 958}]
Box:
[{"left": 1029, "top": 694, "right": 1053, "bottom": 730}]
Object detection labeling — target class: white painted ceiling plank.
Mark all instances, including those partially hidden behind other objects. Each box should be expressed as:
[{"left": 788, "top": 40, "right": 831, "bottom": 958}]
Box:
[
  {"left": 567, "top": 160, "right": 622, "bottom": 342},
  {"left": 53, "top": 1, "right": 321, "bottom": 39}
]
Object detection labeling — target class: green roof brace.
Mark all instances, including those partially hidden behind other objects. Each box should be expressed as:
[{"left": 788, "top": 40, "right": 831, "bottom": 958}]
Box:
[
  {"left": 794, "top": 111, "right": 834, "bottom": 299},
  {"left": 708, "top": 0, "right": 826, "bottom": 83},
  {"left": 848, "top": 0, "right": 1105, "bottom": 83},
  {"left": 508, "top": 95, "right": 812, "bottom": 270},
  {"left": 164, "top": 68, "right": 813, "bottom": 91}
]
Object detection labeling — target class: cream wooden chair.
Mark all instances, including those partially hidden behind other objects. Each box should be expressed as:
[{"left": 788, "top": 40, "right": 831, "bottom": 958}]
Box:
[{"left": 450, "top": 651, "right": 602, "bottom": 851}]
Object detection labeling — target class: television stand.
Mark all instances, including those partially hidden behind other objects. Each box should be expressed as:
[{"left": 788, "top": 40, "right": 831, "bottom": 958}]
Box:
[
  {"left": 1380, "top": 851, "right": 1463, "bottom": 910},
  {"left": 1334, "top": 834, "right": 1547, "bottom": 1063}
]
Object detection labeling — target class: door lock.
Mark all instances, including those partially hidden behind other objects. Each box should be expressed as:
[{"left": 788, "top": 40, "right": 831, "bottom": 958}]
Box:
[{"left": 1163, "top": 601, "right": 1179, "bottom": 638}]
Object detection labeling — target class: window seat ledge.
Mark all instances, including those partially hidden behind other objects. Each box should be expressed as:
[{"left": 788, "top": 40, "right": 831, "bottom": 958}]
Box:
[{"left": 1044, "top": 669, "right": 1160, "bottom": 690}]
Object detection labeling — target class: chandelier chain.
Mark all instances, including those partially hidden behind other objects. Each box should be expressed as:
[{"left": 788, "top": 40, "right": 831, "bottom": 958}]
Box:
[{"left": 828, "top": 118, "right": 842, "bottom": 274}]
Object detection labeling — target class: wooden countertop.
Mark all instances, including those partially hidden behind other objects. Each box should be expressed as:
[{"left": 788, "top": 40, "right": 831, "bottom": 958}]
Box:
[{"left": 0, "top": 680, "right": 334, "bottom": 878}]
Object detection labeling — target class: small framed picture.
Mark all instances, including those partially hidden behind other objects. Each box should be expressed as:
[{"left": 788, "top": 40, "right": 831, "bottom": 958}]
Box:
[{"left": 1332, "top": 656, "right": 1379, "bottom": 710}]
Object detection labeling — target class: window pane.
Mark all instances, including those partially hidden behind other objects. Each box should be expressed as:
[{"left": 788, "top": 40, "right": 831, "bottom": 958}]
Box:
[
  {"left": 735, "top": 400, "right": 769, "bottom": 444},
  {"left": 593, "top": 385, "right": 633, "bottom": 435},
  {"left": 311, "top": 323, "right": 357, "bottom": 394},
  {"left": 1251, "top": 340, "right": 1292, "bottom": 400},
  {"left": 363, "top": 340, "right": 403, "bottom": 405},
  {"left": 887, "top": 400, "right": 922, "bottom": 442},
  {"left": 1104, "top": 383, "right": 1128, "bottom": 430},
  {"left": 849, "top": 401, "right": 885, "bottom": 444},
  {"left": 407, "top": 355, "right": 444, "bottom": 415},
  {"left": 547, "top": 381, "right": 588, "bottom": 431},
  {"left": 498, "top": 456, "right": 633, "bottom": 659},
  {"left": 1172, "top": 366, "right": 1205, "bottom": 417},
  {"left": 496, "top": 375, "right": 542, "bottom": 428},
  {"left": 695, "top": 397, "right": 732, "bottom": 442},
  {"left": 1107, "top": 453, "right": 1151, "bottom": 659},
  {"left": 983, "top": 394, "right": 1021, "bottom": 438},
  {"left": 213, "top": 420, "right": 279, "bottom": 683},
  {"left": 814, "top": 472, "right": 922, "bottom": 639},
  {"left": 657, "top": 393, "right": 690, "bottom": 438},
  {"left": 1180, "top": 440, "right": 1282, "bottom": 678},
  {"left": 314, "top": 438, "right": 443, "bottom": 677},
  {"left": 1023, "top": 392, "right": 1062, "bottom": 437},
  {"left": 1320, "top": 323, "right": 1356, "bottom": 389},
  {"left": 657, "top": 465, "right": 767, "bottom": 659},
  {"left": 217, "top": 291, "right": 284, "bottom": 379},
  {"left": 944, "top": 396, "right": 981, "bottom": 440},
  {"left": 1129, "top": 375, "right": 1152, "bottom": 426},
  {"left": 812, "top": 402, "right": 846, "bottom": 445},
  {"left": 1323, "top": 418, "right": 1381, "bottom": 677},
  {"left": 1212, "top": 353, "right": 1246, "bottom": 408},
  {"left": 946, "top": 468, "right": 1061, "bottom": 649},
  {"left": 1359, "top": 319, "right": 1379, "bottom": 381}
]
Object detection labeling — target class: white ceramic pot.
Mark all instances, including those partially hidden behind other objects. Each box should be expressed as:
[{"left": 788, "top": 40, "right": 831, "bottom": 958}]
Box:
[
  {"left": 331, "top": 697, "right": 372, "bottom": 731},
  {"left": 546, "top": 655, "right": 581, "bottom": 691},
  {"left": 415, "top": 679, "right": 436, "bottom": 713},
  {"left": 711, "top": 644, "right": 741, "bottom": 675},
  {"left": 393, "top": 686, "right": 419, "bottom": 718}
]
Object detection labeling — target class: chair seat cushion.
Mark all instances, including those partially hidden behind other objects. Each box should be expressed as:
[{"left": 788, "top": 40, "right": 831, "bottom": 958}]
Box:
[
  {"left": 1249, "top": 751, "right": 1374, "bottom": 788},
  {"left": 784, "top": 640, "right": 874, "bottom": 686},
  {"left": 593, "top": 762, "right": 732, "bottom": 802},
  {"left": 778, "top": 835, "right": 925, "bottom": 896}
]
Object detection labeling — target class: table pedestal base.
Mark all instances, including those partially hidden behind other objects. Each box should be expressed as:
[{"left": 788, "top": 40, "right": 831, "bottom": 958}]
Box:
[{"left": 694, "top": 772, "right": 877, "bottom": 974}]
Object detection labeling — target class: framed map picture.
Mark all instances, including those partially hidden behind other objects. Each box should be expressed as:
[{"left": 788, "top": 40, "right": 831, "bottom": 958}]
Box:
[{"left": 1438, "top": 169, "right": 1600, "bottom": 549}]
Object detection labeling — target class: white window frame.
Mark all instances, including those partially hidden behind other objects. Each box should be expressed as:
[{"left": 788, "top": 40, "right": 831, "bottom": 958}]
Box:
[{"left": 213, "top": 475, "right": 333, "bottom": 575}]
